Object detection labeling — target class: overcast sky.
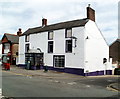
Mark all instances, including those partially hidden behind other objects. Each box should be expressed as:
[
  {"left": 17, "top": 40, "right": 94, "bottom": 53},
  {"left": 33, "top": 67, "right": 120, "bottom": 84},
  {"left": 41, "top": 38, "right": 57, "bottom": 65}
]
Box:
[{"left": 0, "top": 0, "right": 119, "bottom": 45}]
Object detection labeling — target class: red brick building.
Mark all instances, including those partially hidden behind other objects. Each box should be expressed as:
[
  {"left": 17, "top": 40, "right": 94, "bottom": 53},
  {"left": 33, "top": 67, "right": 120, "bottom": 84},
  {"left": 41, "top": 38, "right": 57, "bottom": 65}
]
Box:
[
  {"left": 109, "top": 39, "right": 120, "bottom": 68},
  {"left": 1, "top": 29, "right": 22, "bottom": 65}
]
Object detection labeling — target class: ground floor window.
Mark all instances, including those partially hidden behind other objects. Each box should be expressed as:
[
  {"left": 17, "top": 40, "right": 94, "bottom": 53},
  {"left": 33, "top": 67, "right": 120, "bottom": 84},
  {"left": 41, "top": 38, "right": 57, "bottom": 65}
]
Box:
[
  {"left": 25, "top": 53, "right": 44, "bottom": 67},
  {"left": 53, "top": 55, "right": 65, "bottom": 68}
]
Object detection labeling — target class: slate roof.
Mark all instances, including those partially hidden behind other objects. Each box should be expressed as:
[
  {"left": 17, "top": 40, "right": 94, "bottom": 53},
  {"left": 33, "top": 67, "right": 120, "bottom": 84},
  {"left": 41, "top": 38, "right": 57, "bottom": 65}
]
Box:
[
  {"left": 22, "top": 18, "right": 89, "bottom": 35},
  {"left": 117, "top": 39, "right": 120, "bottom": 42},
  {"left": 109, "top": 39, "right": 120, "bottom": 46},
  {"left": 4, "top": 33, "right": 19, "bottom": 44}
]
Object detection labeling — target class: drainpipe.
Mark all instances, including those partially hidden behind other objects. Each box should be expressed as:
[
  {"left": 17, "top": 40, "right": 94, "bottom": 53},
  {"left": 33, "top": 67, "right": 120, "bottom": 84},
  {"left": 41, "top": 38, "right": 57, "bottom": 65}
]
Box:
[{"left": 104, "top": 62, "right": 107, "bottom": 75}]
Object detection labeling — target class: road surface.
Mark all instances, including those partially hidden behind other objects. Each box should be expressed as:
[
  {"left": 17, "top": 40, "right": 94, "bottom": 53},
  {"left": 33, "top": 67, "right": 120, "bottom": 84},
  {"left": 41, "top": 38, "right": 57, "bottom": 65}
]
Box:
[{"left": 2, "top": 70, "right": 120, "bottom": 98}]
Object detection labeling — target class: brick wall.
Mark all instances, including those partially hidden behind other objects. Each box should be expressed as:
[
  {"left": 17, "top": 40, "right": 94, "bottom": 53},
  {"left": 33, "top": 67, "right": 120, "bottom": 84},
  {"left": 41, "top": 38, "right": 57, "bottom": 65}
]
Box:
[
  {"left": 110, "top": 41, "right": 120, "bottom": 68},
  {"left": 12, "top": 44, "right": 18, "bottom": 57}
]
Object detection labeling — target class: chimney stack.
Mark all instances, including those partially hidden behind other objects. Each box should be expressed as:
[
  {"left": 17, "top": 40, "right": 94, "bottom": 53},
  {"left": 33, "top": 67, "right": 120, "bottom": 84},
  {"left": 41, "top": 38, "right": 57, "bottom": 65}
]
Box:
[
  {"left": 17, "top": 28, "right": 22, "bottom": 36},
  {"left": 87, "top": 4, "right": 95, "bottom": 22},
  {"left": 42, "top": 18, "right": 47, "bottom": 26}
]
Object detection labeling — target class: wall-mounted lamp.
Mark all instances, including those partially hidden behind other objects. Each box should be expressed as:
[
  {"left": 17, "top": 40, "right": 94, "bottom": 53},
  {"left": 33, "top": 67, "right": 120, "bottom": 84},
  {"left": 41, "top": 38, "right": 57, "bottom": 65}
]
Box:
[{"left": 86, "top": 36, "right": 89, "bottom": 39}]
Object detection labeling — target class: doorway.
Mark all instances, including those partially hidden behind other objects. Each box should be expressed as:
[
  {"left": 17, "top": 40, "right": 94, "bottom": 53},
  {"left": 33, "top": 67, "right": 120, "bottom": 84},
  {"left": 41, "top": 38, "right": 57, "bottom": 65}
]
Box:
[{"left": 25, "top": 53, "right": 44, "bottom": 69}]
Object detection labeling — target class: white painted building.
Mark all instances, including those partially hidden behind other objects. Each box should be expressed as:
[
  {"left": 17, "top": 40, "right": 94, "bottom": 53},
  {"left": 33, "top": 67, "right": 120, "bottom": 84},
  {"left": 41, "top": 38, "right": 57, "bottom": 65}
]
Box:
[
  {"left": 0, "top": 41, "right": 2, "bottom": 58},
  {"left": 0, "top": 41, "right": 2, "bottom": 65},
  {"left": 0, "top": 41, "right": 2, "bottom": 56},
  {"left": 18, "top": 5, "right": 112, "bottom": 76}
]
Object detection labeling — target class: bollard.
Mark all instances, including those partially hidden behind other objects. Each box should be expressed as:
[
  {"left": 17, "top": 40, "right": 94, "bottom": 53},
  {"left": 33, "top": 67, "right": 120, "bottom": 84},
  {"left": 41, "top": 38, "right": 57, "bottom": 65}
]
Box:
[{"left": 44, "top": 65, "right": 48, "bottom": 72}]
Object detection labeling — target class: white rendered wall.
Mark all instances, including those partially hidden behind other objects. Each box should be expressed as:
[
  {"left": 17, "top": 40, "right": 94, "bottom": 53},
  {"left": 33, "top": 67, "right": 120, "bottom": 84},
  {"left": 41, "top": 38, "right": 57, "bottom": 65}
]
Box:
[
  {"left": 19, "top": 27, "right": 85, "bottom": 69},
  {"left": 49, "top": 27, "right": 85, "bottom": 68},
  {"left": 18, "top": 21, "right": 110, "bottom": 72},
  {"left": 65, "top": 27, "right": 85, "bottom": 68},
  {"left": 30, "top": 32, "right": 48, "bottom": 66},
  {"left": 84, "top": 20, "right": 110, "bottom": 72},
  {"left": 0, "top": 44, "right": 2, "bottom": 58},
  {"left": 18, "top": 36, "right": 25, "bottom": 64},
  {"left": 30, "top": 32, "right": 48, "bottom": 53}
]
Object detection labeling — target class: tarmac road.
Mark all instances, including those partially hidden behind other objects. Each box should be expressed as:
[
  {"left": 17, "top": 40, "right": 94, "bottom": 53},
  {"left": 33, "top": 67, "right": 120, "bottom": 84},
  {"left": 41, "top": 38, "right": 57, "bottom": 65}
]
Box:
[{"left": 2, "top": 66, "right": 120, "bottom": 98}]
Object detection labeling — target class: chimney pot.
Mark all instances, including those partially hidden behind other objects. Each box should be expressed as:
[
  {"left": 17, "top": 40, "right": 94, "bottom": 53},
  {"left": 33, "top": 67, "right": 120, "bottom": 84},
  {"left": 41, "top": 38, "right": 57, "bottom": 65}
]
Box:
[
  {"left": 19, "top": 28, "right": 21, "bottom": 31},
  {"left": 88, "top": 4, "right": 90, "bottom": 7},
  {"left": 87, "top": 5, "right": 95, "bottom": 22},
  {"left": 42, "top": 18, "right": 47, "bottom": 26},
  {"left": 17, "top": 28, "right": 22, "bottom": 36}
]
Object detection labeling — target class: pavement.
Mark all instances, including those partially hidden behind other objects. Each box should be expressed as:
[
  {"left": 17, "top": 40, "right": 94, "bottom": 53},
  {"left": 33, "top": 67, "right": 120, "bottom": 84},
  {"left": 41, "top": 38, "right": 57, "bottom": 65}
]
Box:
[{"left": 2, "top": 65, "right": 120, "bottom": 92}]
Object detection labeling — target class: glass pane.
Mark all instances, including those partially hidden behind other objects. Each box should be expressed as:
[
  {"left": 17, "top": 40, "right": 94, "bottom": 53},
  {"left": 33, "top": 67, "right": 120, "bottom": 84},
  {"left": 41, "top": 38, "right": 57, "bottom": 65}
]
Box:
[
  {"left": 66, "top": 40, "right": 72, "bottom": 52},
  {"left": 26, "top": 35, "right": 29, "bottom": 42},
  {"left": 4, "top": 43, "right": 10, "bottom": 49},
  {"left": 48, "top": 41, "right": 53, "bottom": 53},
  {"left": 66, "top": 29, "right": 72, "bottom": 38},
  {"left": 49, "top": 31, "right": 53, "bottom": 40},
  {"left": 54, "top": 56, "right": 65, "bottom": 67}
]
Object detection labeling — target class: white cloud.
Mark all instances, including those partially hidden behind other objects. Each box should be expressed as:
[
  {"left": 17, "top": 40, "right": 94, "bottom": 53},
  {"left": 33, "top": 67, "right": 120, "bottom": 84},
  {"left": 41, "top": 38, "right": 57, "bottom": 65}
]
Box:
[{"left": 0, "top": 0, "right": 119, "bottom": 45}]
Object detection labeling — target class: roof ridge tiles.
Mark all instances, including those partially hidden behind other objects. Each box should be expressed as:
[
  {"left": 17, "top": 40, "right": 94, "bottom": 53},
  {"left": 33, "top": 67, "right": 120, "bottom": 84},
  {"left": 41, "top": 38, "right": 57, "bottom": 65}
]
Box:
[
  {"left": 5, "top": 33, "right": 17, "bottom": 36},
  {"left": 22, "top": 18, "right": 89, "bottom": 36}
]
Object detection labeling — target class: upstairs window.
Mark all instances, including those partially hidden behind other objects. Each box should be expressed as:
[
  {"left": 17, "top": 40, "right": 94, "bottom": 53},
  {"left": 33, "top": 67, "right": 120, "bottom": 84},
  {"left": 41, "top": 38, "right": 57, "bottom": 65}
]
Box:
[
  {"left": 25, "top": 35, "right": 30, "bottom": 42},
  {"left": 4, "top": 43, "right": 10, "bottom": 49},
  {"left": 3, "top": 43, "right": 10, "bottom": 53},
  {"left": 65, "top": 28, "right": 72, "bottom": 38},
  {"left": 48, "top": 31, "right": 54, "bottom": 40},
  {"left": 25, "top": 44, "right": 29, "bottom": 53},
  {"left": 48, "top": 41, "right": 53, "bottom": 53},
  {"left": 103, "top": 58, "right": 107, "bottom": 64},
  {"left": 66, "top": 40, "right": 72, "bottom": 53}
]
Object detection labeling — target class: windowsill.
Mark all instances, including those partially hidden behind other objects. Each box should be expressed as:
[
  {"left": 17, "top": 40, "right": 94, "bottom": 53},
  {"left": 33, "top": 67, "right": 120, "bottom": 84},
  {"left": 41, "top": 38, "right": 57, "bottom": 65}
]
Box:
[
  {"left": 54, "top": 67, "right": 65, "bottom": 69},
  {"left": 48, "top": 39, "right": 53, "bottom": 40},
  {"left": 48, "top": 52, "right": 53, "bottom": 54},
  {"left": 65, "top": 37, "right": 72, "bottom": 38},
  {"left": 66, "top": 52, "right": 72, "bottom": 53}
]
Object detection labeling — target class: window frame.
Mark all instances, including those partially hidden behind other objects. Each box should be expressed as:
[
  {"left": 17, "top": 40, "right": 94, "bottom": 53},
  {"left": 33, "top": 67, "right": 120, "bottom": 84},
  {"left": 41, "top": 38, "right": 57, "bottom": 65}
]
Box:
[
  {"left": 103, "top": 58, "right": 107, "bottom": 64},
  {"left": 48, "top": 41, "right": 53, "bottom": 53},
  {"left": 48, "top": 31, "right": 54, "bottom": 40},
  {"left": 65, "top": 28, "right": 72, "bottom": 38},
  {"left": 66, "top": 40, "right": 72, "bottom": 53},
  {"left": 25, "top": 44, "right": 29, "bottom": 53},
  {"left": 25, "top": 35, "right": 30, "bottom": 42},
  {"left": 4, "top": 43, "right": 10, "bottom": 49},
  {"left": 53, "top": 55, "right": 65, "bottom": 68}
]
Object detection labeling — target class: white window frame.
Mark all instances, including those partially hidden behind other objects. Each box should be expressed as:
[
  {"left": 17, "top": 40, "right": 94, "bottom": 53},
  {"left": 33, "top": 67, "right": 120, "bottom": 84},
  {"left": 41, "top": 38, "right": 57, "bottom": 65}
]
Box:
[
  {"left": 48, "top": 41, "right": 53, "bottom": 53},
  {"left": 65, "top": 28, "right": 72, "bottom": 38},
  {"left": 66, "top": 40, "right": 72, "bottom": 53},
  {"left": 25, "top": 35, "right": 30, "bottom": 42},
  {"left": 48, "top": 31, "right": 54, "bottom": 40},
  {"left": 53, "top": 55, "right": 65, "bottom": 68}
]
